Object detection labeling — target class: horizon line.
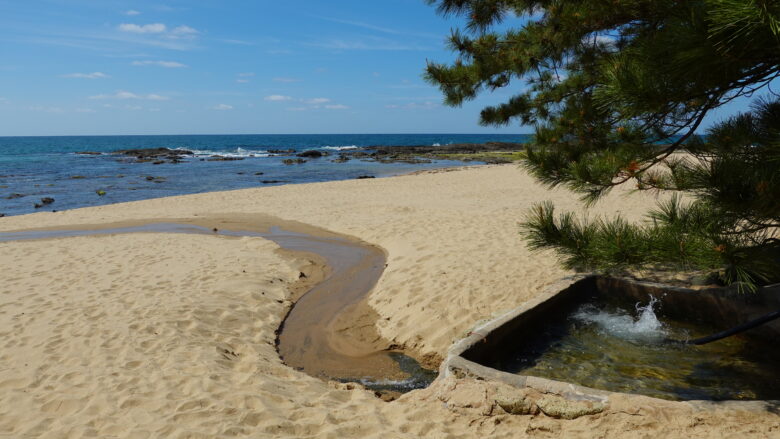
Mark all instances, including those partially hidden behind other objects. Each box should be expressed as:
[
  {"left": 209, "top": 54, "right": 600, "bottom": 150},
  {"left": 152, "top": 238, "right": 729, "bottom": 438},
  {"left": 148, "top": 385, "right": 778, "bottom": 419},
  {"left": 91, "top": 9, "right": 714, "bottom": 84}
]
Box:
[{"left": 0, "top": 132, "right": 535, "bottom": 138}]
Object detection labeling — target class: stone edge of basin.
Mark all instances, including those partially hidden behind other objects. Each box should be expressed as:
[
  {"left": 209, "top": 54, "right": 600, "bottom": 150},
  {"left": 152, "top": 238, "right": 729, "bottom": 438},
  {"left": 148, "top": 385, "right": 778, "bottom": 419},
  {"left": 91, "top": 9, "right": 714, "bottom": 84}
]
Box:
[{"left": 439, "top": 274, "right": 780, "bottom": 415}]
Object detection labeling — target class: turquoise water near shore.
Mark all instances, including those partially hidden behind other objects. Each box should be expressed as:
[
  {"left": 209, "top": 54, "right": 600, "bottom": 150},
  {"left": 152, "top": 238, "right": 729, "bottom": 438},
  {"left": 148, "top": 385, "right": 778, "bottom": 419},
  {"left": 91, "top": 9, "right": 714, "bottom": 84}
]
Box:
[{"left": 0, "top": 134, "right": 530, "bottom": 216}]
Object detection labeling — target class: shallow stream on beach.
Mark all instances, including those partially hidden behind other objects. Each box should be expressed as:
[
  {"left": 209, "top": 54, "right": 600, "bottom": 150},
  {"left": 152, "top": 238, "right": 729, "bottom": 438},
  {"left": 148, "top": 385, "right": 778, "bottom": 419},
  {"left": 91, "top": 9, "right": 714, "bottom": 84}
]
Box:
[
  {"left": 493, "top": 295, "right": 780, "bottom": 401},
  {"left": 0, "top": 221, "right": 437, "bottom": 394}
]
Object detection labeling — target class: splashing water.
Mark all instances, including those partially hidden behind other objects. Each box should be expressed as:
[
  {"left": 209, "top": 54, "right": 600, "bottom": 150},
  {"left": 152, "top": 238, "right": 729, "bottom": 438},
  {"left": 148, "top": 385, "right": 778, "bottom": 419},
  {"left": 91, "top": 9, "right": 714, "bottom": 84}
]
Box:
[
  {"left": 573, "top": 296, "right": 668, "bottom": 342},
  {"left": 497, "top": 294, "right": 780, "bottom": 400}
]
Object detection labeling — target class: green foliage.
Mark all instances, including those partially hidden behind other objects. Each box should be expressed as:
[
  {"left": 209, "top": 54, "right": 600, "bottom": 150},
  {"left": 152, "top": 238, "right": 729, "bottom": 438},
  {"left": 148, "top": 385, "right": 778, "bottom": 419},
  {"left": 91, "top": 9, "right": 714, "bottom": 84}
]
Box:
[{"left": 427, "top": 0, "right": 780, "bottom": 290}]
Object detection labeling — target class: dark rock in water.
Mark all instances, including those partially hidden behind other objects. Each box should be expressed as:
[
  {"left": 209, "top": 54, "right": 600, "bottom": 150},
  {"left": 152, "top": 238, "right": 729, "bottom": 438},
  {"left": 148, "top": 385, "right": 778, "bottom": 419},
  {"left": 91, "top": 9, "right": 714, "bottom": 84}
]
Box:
[
  {"left": 0, "top": 213, "right": 5, "bottom": 217},
  {"left": 113, "top": 147, "right": 191, "bottom": 164},
  {"left": 207, "top": 156, "right": 244, "bottom": 162},
  {"left": 331, "top": 155, "right": 350, "bottom": 163},
  {"left": 297, "top": 150, "right": 323, "bottom": 158},
  {"left": 145, "top": 176, "right": 166, "bottom": 183},
  {"left": 115, "top": 147, "right": 192, "bottom": 157},
  {"left": 5, "top": 193, "right": 24, "bottom": 199},
  {"left": 71, "top": 175, "right": 87, "bottom": 179},
  {"left": 336, "top": 142, "right": 526, "bottom": 164},
  {"left": 237, "top": 172, "right": 245, "bottom": 175},
  {"left": 96, "top": 190, "right": 106, "bottom": 196},
  {"left": 261, "top": 180, "right": 283, "bottom": 184},
  {"left": 152, "top": 160, "right": 165, "bottom": 165},
  {"left": 283, "top": 158, "right": 306, "bottom": 165},
  {"left": 76, "top": 151, "right": 102, "bottom": 155},
  {"left": 254, "top": 172, "right": 265, "bottom": 175},
  {"left": 268, "top": 149, "right": 295, "bottom": 154},
  {"left": 34, "top": 198, "right": 53, "bottom": 208},
  {"left": 356, "top": 175, "right": 376, "bottom": 179}
]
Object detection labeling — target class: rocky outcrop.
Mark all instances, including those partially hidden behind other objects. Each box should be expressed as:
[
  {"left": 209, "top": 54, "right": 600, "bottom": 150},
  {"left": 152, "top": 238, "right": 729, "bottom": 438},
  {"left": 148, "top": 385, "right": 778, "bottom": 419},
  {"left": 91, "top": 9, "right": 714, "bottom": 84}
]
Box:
[
  {"left": 297, "top": 150, "right": 324, "bottom": 158},
  {"left": 114, "top": 148, "right": 191, "bottom": 164},
  {"left": 535, "top": 395, "right": 605, "bottom": 419},
  {"left": 207, "top": 156, "right": 244, "bottom": 162},
  {"left": 434, "top": 377, "right": 606, "bottom": 420}
]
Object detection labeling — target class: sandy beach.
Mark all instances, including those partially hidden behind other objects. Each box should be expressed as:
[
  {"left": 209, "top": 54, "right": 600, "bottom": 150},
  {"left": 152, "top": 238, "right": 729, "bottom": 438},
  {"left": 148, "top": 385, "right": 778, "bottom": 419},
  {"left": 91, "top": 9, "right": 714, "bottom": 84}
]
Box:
[{"left": 1, "top": 164, "right": 777, "bottom": 438}]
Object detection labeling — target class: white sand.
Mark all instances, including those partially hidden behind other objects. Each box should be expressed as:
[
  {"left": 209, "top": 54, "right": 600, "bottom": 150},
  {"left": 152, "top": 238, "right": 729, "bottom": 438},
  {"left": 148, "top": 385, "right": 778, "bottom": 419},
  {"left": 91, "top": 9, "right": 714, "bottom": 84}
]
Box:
[{"left": 1, "top": 164, "right": 777, "bottom": 438}]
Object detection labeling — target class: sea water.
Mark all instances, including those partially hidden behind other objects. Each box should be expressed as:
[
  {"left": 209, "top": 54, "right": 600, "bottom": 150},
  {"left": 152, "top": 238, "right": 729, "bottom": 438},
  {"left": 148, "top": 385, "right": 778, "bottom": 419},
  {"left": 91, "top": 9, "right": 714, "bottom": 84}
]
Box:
[{"left": 0, "top": 133, "right": 529, "bottom": 216}]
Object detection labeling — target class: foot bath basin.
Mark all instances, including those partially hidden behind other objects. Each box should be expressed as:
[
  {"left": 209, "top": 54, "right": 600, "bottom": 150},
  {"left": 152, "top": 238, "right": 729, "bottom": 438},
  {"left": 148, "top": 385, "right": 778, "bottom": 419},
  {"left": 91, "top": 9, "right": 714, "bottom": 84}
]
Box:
[{"left": 442, "top": 276, "right": 780, "bottom": 410}]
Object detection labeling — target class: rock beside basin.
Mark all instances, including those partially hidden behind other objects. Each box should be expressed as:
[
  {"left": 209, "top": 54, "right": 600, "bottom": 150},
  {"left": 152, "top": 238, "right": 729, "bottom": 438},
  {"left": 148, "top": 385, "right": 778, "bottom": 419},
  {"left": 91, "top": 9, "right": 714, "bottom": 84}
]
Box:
[{"left": 434, "top": 376, "right": 606, "bottom": 420}]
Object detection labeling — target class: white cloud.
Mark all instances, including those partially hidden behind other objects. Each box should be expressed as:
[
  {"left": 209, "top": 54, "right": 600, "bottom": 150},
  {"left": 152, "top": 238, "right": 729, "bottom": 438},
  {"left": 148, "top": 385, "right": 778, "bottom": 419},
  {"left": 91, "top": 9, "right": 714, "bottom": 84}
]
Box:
[
  {"left": 144, "top": 94, "right": 168, "bottom": 101},
  {"left": 89, "top": 90, "right": 169, "bottom": 101},
  {"left": 273, "top": 77, "right": 300, "bottom": 83},
  {"left": 131, "top": 60, "right": 186, "bottom": 68},
  {"left": 125, "top": 105, "right": 143, "bottom": 110},
  {"left": 236, "top": 79, "right": 250, "bottom": 83},
  {"left": 265, "top": 95, "right": 292, "bottom": 101},
  {"left": 124, "top": 10, "right": 141, "bottom": 16},
  {"left": 325, "top": 104, "right": 349, "bottom": 110},
  {"left": 171, "top": 25, "right": 198, "bottom": 35},
  {"left": 118, "top": 23, "right": 167, "bottom": 34},
  {"left": 213, "top": 104, "right": 233, "bottom": 110},
  {"left": 168, "top": 26, "right": 199, "bottom": 40},
  {"left": 63, "top": 72, "right": 109, "bottom": 79},
  {"left": 304, "top": 97, "right": 330, "bottom": 104}
]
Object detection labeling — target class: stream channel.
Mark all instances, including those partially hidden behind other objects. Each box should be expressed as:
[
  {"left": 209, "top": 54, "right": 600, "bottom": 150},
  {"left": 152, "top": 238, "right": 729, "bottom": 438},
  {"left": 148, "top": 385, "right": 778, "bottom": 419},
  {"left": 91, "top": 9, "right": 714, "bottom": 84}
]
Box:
[{"left": 0, "top": 220, "right": 437, "bottom": 394}]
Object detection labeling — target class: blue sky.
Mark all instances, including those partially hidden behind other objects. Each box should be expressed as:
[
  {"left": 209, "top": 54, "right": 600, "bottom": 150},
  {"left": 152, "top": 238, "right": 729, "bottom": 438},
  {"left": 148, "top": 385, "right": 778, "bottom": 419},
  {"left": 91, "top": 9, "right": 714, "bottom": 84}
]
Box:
[{"left": 0, "top": 0, "right": 763, "bottom": 136}]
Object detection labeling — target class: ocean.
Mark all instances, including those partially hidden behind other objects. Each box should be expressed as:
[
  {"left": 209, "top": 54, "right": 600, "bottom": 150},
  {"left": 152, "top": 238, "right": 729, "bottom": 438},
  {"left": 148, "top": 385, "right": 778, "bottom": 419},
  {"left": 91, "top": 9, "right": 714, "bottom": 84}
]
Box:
[{"left": 0, "top": 134, "right": 530, "bottom": 217}]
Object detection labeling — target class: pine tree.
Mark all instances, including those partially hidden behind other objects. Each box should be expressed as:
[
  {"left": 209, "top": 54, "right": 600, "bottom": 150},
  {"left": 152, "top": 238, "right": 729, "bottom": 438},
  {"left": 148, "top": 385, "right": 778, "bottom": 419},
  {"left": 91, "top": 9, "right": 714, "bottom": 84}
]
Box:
[{"left": 425, "top": 0, "right": 780, "bottom": 290}]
